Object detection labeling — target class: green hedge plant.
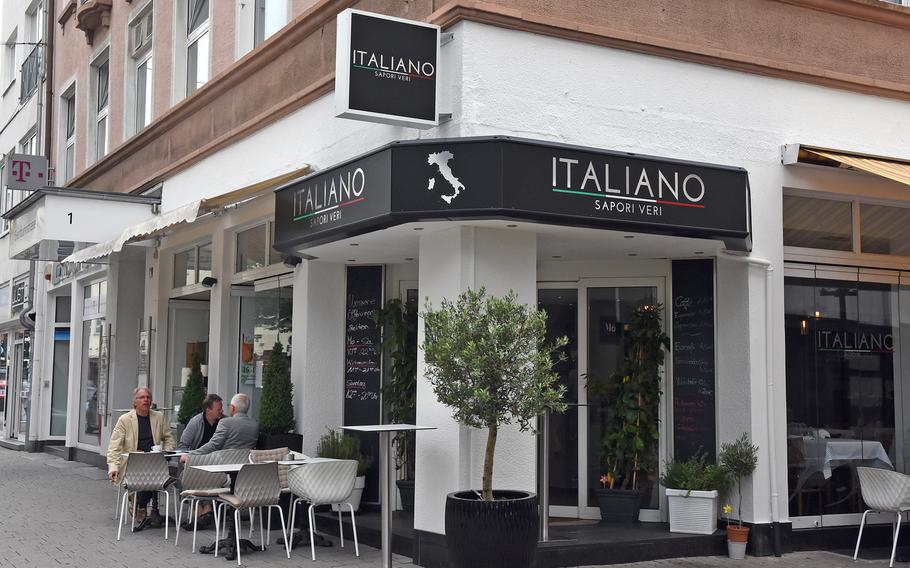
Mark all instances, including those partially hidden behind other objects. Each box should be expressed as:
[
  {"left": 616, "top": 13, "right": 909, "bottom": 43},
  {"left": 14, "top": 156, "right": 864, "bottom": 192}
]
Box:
[
  {"left": 316, "top": 428, "right": 371, "bottom": 476},
  {"left": 177, "top": 351, "right": 206, "bottom": 425},
  {"left": 259, "top": 341, "right": 295, "bottom": 433},
  {"left": 660, "top": 453, "right": 730, "bottom": 496}
]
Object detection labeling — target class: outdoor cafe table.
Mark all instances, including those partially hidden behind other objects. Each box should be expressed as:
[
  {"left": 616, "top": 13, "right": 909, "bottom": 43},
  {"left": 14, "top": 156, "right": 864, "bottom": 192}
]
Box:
[{"left": 341, "top": 424, "right": 436, "bottom": 568}]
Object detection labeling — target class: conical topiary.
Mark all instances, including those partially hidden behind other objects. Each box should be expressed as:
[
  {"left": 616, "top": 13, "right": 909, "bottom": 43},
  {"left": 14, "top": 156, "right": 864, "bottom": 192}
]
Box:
[
  {"left": 178, "top": 351, "right": 206, "bottom": 425},
  {"left": 258, "top": 341, "right": 295, "bottom": 433}
]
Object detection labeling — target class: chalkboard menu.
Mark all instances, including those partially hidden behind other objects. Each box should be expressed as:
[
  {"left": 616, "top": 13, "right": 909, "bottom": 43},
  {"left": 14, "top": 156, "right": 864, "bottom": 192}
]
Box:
[
  {"left": 672, "top": 259, "right": 716, "bottom": 463},
  {"left": 343, "top": 265, "right": 383, "bottom": 503}
]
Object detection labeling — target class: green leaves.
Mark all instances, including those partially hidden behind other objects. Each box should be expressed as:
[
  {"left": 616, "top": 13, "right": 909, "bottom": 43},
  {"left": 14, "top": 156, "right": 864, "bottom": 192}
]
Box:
[
  {"left": 258, "top": 341, "right": 295, "bottom": 434},
  {"left": 177, "top": 351, "right": 207, "bottom": 426},
  {"left": 421, "top": 288, "right": 568, "bottom": 498}
]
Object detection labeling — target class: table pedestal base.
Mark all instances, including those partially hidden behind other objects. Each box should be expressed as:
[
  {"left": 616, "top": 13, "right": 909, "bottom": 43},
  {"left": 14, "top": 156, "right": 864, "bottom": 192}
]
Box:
[{"left": 277, "top": 529, "right": 333, "bottom": 549}]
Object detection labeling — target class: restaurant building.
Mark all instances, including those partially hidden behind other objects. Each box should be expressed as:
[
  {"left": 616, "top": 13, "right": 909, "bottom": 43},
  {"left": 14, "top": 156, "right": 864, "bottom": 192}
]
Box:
[{"left": 4, "top": 0, "right": 910, "bottom": 564}]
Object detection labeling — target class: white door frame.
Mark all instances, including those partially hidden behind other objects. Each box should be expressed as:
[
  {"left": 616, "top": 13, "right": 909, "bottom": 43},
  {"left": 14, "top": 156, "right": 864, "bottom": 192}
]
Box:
[{"left": 540, "top": 277, "right": 669, "bottom": 523}]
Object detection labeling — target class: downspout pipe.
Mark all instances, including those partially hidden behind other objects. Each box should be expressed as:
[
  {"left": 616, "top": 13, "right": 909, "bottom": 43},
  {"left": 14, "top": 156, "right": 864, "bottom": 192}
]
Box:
[{"left": 720, "top": 251, "right": 782, "bottom": 557}]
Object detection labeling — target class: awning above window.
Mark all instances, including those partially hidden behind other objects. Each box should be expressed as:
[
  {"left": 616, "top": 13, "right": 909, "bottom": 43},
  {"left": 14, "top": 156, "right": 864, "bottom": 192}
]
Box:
[
  {"left": 62, "top": 166, "right": 310, "bottom": 264},
  {"left": 782, "top": 144, "right": 910, "bottom": 187}
]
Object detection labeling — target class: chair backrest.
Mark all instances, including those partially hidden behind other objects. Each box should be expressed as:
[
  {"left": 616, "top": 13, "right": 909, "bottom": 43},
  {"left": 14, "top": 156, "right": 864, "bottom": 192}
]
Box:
[
  {"left": 858, "top": 467, "right": 910, "bottom": 512},
  {"left": 122, "top": 452, "right": 170, "bottom": 492},
  {"left": 232, "top": 462, "right": 282, "bottom": 508},
  {"left": 181, "top": 452, "right": 229, "bottom": 491},
  {"left": 250, "top": 447, "right": 290, "bottom": 489},
  {"left": 212, "top": 448, "right": 252, "bottom": 466},
  {"left": 288, "top": 459, "right": 357, "bottom": 505}
]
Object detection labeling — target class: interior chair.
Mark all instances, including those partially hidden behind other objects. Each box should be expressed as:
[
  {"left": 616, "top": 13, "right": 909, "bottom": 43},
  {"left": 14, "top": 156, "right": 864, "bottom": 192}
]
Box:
[
  {"left": 174, "top": 452, "right": 231, "bottom": 552},
  {"left": 288, "top": 459, "right": 360, "bottom": 561},
  {"left": 853, "top": 467, "right": 910, "bottom": 567},
  {"left": 116, "top": 452, "right": 177, "bottom": 541},
  {"left": 214, "top": 462, "right": 291, "bottom": 566},
  {"left": 248, "top": 447, "right": 291, "bottom": 544}
]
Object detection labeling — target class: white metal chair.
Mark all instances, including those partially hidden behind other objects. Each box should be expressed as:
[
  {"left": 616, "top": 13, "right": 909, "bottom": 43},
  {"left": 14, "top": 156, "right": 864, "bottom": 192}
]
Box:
[
  {"left": 248, "top": 447, "right": 292, "bottom": 544},
  {"left": 854, "top": 467, "right": 910, "bottom": 567},
  {"left": 116, "top": 452, "right": 177, "bottom": 541},
  {"left": 288, "top": 459, "right": 360, "bottom": 561},
  {"left": 214, "top": 462, "right": 291, "bottom": 566},
  {"left": 174, "top": 452, "right": 230, "bottom": 552}
]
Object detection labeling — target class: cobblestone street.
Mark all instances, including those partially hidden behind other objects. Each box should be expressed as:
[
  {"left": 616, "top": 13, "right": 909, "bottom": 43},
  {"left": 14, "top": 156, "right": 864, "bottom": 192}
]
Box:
[
  {"left": 0, "top": 448, "right": 410, "bottom": 567},
  {"left": 0, "top": 447, "right": 899, "bottom": 568}
]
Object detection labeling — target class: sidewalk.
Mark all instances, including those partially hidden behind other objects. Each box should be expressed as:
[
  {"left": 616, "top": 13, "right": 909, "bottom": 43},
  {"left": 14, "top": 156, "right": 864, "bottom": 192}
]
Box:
[
  {"left": 0, "top": 446, "right": 897, "bottom": 568},
  {"left": 0, "top": 447, "right": 409, "bottom": 567}
]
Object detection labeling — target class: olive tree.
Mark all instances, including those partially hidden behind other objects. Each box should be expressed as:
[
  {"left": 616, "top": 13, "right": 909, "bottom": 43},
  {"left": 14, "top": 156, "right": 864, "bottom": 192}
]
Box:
[{"left": 422, "top": 288, "right": 567, "bottom": 501}]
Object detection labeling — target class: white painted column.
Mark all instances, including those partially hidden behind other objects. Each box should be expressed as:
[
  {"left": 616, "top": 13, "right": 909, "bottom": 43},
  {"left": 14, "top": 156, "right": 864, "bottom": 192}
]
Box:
[
  {"left": 414, "top": 226, "right": 538, "bottom": 535},
  {"left": 292, "top": 260, "right": 346, "bottom": 456},
  {"left": 206, "top": 223, "right": 233, "bottom": 398}
]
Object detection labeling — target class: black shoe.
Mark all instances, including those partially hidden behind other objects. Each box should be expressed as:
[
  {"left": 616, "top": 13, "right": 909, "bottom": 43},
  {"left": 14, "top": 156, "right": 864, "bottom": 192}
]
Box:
[
  {"left": 133, "top": 517, "right": 153, "bottom": 532},
  {"left": 147, "top": 512, "right": 165, "bottom": 528},
  {"left": 182, "top": 512, "right": 214, "bottom": 531}
]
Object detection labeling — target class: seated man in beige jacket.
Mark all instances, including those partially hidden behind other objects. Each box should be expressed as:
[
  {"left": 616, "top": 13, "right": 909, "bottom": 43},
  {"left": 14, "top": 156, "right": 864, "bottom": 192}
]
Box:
[{"left": 107, "top": 387, "right": 176, "bottom": 528}]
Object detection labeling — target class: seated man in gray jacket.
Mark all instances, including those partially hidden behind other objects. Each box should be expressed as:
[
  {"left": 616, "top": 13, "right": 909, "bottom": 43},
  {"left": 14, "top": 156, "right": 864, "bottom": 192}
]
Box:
[
  {"left": 177, "top": 393, "right": 225, "bottom": 451},
  {"left": 179, "top": 393, "right": 258, "bottom": 529}
]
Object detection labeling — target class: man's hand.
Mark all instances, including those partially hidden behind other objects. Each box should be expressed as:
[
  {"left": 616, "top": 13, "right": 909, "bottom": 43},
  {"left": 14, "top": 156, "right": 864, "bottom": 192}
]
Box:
[
  {"left": 108, "top": 470, "right": 118, "bottom": 483},
  {"left": 179, "top": 454, "right": 188, "bottom": 464}
]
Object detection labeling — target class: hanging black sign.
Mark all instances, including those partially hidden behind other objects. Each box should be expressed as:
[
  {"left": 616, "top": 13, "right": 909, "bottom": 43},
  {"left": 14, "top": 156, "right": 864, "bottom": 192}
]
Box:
[
  {"left": 274, "top": 137, "right": 752, "bottom": 253},
  {"left": 335, "top": 9, "right": 440, "bottom": 128}
]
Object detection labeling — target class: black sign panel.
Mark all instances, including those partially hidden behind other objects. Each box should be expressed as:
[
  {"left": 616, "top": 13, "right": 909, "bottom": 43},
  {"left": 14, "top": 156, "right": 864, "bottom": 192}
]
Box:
[
  {"left": 335, "top": 10, "right": 439, "bottom": 127},
  {"left": 343, "top": 265, "right": 383, "bottom": 503},
  {"left": 672, "top": 259, "right": 717, "bottom": 463},
  {"left": 274, "top": 137, "right": 752, "bottom": 253}
]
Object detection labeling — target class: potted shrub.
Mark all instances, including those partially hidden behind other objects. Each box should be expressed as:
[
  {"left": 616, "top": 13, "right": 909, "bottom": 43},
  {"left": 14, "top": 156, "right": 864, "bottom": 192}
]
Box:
[
  {"left": 375, "top": 298, "right": 418, "bottom": 511},
  {"left": 177, "top": 351, "right": 206, "bottom": 431},
  {"left": 719, "top": 433, "right": 759, "bottom": 559},
  {"left": 660, "top": 453, "right": 729, "bottom": 534},
  {"left": 316, "top": 428, "right": 372, "bottom": 511},
  {"left": 587, "top": 304, "right": 670, "bottom": 524},
  {"left": 257, "top": 341, "right": 303, "bottom": 452},
  {"left": 422, "top": 288, "right": 567, "bottom": 568}
]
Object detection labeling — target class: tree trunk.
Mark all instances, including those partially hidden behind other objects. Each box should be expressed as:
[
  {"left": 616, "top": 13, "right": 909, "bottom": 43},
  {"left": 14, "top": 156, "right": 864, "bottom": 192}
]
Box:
[{"left": 483, "top": 422, "right": 498, "bottom": 501}]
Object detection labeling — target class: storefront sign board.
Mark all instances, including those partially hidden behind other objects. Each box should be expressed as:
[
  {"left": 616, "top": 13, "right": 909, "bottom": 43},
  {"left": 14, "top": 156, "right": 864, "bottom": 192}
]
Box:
[
  {"left": 275, "top": 137, "right": 752, "bottom": 253},
  {"left": 335, "top": 9, "right": 440, "bottom": 128}
]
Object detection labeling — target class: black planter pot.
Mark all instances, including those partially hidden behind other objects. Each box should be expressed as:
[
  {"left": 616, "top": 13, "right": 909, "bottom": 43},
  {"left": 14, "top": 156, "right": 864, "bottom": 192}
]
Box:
[
  {"left": 397, "top": 479, "right": 415, "bottom": 512},
  {"left": 445, "top": 490, "right": 538, "bottom": 568},
  {"left": 256, "top": 432, "right": 303, "bottom": 452},
  {"left": 595, "top": 488, "right": 641, "bottom": 525}
]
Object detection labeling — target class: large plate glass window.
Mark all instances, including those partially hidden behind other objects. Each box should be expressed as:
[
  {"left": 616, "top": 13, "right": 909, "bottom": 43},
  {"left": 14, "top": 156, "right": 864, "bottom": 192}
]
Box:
[{"left": 78, "top": 281, "right": 107, "bottom": 446}]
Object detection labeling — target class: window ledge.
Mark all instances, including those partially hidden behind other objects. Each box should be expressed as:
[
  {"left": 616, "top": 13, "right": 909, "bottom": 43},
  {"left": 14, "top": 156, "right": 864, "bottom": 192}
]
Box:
[{"left": 2, "top": 78, "right": 16, "bottom": 98}]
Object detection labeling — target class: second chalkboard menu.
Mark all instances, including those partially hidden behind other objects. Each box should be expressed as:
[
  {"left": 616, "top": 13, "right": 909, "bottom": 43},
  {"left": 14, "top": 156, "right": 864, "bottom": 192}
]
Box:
[
  {"left": 343, "top": 265, "right": 384, "bottom": 503},
  {"left": 671, "top": 259, "right": 717, "bottom": 463}
]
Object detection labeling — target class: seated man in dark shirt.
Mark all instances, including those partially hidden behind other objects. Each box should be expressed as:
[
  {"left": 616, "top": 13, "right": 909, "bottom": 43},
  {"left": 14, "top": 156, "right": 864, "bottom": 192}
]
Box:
[{"left": 176, "top": 393, "right": 225, "bottom": 529}]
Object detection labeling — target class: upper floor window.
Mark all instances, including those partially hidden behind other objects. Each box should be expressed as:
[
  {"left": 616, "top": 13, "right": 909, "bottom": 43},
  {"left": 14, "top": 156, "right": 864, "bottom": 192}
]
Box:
[
  {"left": 174, "top": 241, "right": 212, "bottom": 288},
  {"left": 91, "top": 49, "right": 110, "bottom": 161},
  {"left": 254, "top": 0, "right": 288, "bottom": 47},
  {"left": 20, "top": 129, "right": 37, "bottom": 155},
  {"left": 235, "top": 222, "right": 282, "bottom": 273},
  {"left": 129, "top": 3, "right": 153, "bottom": 133},
  {"left": 61, "top": 87, "right": 76, "bottom": 181},
  {"left": 186, "top": 0, "right": 210, "bottom": 96},
  {"left": 3, "top": 29, "right": 17, "bottom": 89}
]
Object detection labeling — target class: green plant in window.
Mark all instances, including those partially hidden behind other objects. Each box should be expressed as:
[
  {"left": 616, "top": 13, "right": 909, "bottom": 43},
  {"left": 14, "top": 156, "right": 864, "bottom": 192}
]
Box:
[
  {"left": 177, "top": 351, "right": 206, "bottom": 425},
  {"left": 258, "top": 341, "right": 295, "bottom": 433},
  {"left": 316, "top": 428, "right": 372, "bottom": 476}
]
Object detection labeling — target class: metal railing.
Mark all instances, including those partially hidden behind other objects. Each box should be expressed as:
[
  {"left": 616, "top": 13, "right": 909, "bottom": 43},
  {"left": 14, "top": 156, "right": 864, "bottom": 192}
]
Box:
[{"left": 19, "top": 45, "right": 39, "bottom": 103}]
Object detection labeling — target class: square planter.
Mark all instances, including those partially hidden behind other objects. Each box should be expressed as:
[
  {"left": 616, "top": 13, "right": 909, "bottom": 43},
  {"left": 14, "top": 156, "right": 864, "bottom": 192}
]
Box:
[{"left": 666, "top": 489, "right": 718, "bottom": 534}]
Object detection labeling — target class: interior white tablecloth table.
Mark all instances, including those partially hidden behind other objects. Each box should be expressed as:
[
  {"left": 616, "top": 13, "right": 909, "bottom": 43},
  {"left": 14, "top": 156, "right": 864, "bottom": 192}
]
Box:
[
  {"left": 341, "top": 424, "right": 436, "bottom": 568},
  {"left": 798, "top": 438, "right": 893, "bottom": 479}
]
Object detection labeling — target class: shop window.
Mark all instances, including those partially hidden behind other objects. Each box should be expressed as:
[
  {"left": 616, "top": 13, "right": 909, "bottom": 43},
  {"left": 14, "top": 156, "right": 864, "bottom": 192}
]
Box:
[
  {"left": 79, "top": 281, "right": 107, "bottom": 446},
  {"left": 860, "top": 204, "right": 910, "bottom": 257},
  {"left": 173, "top": 242, "right": 211, "bottom": 288},
  {"left": 783, "top": 195, "right": 853, "bottom": 251},
  {"left": 237, "top": 275, "right": 292, "bottom": 420},
  {"left": 783, "top": 269, "right": 904, "bottom": 519},
  {"left": 235, "top": 222, "right": 282, "bottom": 274},
  {"left": 51, "top": 295, "right": 71, "bottom": 437}
]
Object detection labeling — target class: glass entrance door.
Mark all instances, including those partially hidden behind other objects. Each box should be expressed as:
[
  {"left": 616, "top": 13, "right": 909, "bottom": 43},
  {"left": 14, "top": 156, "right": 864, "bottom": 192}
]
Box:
[{"left": 540, "top": 278, "right": 666, "bottom": 521}]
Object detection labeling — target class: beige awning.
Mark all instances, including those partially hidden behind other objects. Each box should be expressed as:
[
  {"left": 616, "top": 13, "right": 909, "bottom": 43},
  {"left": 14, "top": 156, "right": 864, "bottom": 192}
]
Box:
[
  {"left": 61, "top": 166, "right": 310, "bottom": 264},
  {"left": 803, "top": 148, "right": 910, "bottom": 187}
]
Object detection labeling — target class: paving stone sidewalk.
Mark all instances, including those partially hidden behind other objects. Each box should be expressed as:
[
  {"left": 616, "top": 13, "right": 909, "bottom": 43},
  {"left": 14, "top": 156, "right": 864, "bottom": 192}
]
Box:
[
  {"left": 0, "top": 447, "right": 409, "bottom": 567},
  {"left": 0, "top": 447, "right": 896, "bottom": 568}
]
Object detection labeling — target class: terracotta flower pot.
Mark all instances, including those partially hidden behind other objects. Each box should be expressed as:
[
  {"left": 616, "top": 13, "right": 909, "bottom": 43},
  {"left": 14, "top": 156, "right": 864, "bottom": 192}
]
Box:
[{"left": 726, "top": 525, "right": 749, "bottom": 559}]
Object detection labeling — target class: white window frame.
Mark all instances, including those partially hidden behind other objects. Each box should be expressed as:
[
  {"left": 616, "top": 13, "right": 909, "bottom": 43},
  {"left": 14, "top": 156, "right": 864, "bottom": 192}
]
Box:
[
  {"left": 89, "top": 47, "right": 110, "bottom": 163},
  {"left": 2, "top": 147, "right": 14, "bottom": 235},
  {"left": 172, "top": 240, "right": 212, "bottom": 291},
  {"left": 3, "top": 28, "right": 17, "bottom": 93},
  {"left": 25, "top": 1, "right": 43, "bottom": 44},
  {"left": 0, "top": 161, "right": 7, "bottom": 236},
  {"left": 184, "top": 0, "right": 210, "bottom": 97},
  {"left": 253, "top": 0, "right": 288, "bottom": 47},
  {"left": 59, "top": 81, "right": 76, "bottom": 182},
  {"left": 126, "top": 1, "right": 154, "bottom": 137}
]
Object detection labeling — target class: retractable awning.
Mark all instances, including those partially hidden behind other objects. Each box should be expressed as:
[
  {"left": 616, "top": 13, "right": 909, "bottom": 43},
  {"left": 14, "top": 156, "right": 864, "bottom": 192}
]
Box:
[
  {"left": 62, "top": 166, "right": 310, "bottom": 264},
  {"left": 782, "top": 144, "right": 910, "bottom": 187}
]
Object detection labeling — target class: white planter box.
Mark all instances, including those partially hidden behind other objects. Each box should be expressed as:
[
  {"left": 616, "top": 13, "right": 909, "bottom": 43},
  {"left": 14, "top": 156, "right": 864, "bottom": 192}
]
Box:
[
  {"left": 666, "top": 489, "right": 718, "bottom": 535},
  {"left": 332, "top": 475, "right": 366, "bottom": 512}
]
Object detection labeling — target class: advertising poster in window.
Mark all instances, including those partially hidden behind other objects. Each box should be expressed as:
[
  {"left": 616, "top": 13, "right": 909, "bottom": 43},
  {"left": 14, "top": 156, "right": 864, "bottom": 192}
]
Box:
[{"left": 240, "top": 332, "right": 256, "bottom": 385}]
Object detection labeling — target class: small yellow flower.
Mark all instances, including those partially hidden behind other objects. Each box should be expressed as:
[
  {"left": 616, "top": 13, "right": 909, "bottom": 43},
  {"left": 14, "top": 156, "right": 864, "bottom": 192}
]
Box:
[
  {"left": 723, "top": 504, "right": 733, "bottom": 515},
  {"left": 600, "top": 473, "right": 614, "bottom": 488}
]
